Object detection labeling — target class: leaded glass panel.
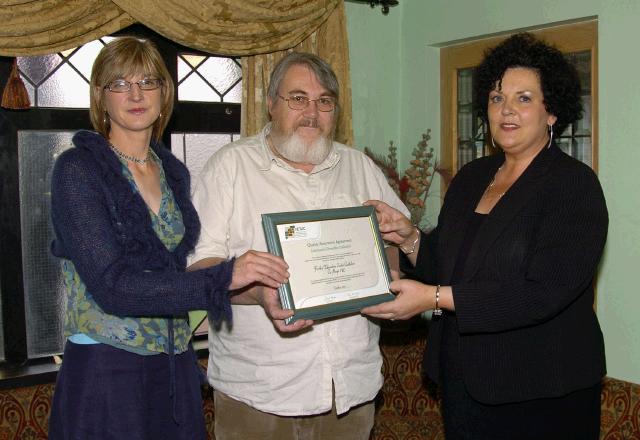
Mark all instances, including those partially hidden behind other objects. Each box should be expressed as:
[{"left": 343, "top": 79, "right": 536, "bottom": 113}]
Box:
[
  {"left": 177, "top": 54, "right": 242, "bottom": 103},
  {"left": 225, "top": 82, "right": 243, "bottom": 104},
  {"left": 17, "top": 41, "right": 107, "bottom": 108},
  {"left": 68, "top": 40, "right": 105, "bottom": 79},
  {"left": 178, "top": 55, "right": 206, "bottom": 81},
  {"left": 18, "top": 131, "right": 74, "bottom": 358},
  {"left": 456, "top": 50, "right": 593, "bottom": 169},
  {"left": 18, "top": 44, "right": 243, "bottom": 107},
  {"left": 38, "top": 63, "right": 90, "bottom": 108},
  {"left": 457, "top": 67, "right": 488, "bottom": 169},
  {"left": 178, "top": 74, "right": 222, "bottom": 102},
  {"left": 171, "top": 133, "right": 239, "bottom": 181},
  {"left": 18, "top": 54, "right": 62, "bottom": 85}
]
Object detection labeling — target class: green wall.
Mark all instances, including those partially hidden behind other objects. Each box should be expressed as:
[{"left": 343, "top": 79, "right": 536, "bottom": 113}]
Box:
[
  {"left": 347, "top": 0, "right": 640, "bottom": 384},
  {"left": 345, "top": 2, "right": 402, "bottom": 157}
]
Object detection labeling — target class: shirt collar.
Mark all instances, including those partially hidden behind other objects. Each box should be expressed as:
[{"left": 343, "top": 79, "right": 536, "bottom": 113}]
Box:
[{"left": 257, "top": 122, "right": 341, "bottom": 174}]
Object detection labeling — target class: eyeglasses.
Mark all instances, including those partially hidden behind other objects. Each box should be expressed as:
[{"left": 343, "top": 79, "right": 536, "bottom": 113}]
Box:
[
  {"left": 277, "top": 94, "right": 336, "bottom": 112},
  {"left": 104, "top": 78, "right": 163, "bottom": 93}
]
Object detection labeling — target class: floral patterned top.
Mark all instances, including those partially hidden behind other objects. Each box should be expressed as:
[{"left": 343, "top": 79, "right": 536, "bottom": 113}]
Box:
[{"left": 62, "top": 150, "right": 192, "bottom": 355}]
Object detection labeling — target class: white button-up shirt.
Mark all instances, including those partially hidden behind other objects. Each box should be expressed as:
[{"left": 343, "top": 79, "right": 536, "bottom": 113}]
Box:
[{"left": 189, "top": 124, "right": 409, "bottom": 416}]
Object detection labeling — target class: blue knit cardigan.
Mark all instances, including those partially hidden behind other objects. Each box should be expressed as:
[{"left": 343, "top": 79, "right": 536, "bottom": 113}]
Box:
[{"left": 51, "top": 130, "right": 233, "bottom": 323}]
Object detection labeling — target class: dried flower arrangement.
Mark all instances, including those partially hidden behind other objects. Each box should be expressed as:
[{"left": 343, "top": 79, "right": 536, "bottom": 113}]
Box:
[{"left": 364, "top": 129, "right": 449, "bottom": 227}]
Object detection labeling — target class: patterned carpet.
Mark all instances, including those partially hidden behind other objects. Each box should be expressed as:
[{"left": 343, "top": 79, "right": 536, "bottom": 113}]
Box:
[{"left": 1, "top": 323, "right": 638, "bottom": 439}]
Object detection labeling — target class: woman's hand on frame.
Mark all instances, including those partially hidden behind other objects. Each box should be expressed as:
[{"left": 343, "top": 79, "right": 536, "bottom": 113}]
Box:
[
  {"left": 229, "top": 250, "right": 289, "bottom": 291},
  {"left": 361, "top": 279, "right": 434, "bottom": 321}
]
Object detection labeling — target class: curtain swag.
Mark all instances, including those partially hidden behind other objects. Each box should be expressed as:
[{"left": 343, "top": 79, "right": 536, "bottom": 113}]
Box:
[{"left": 0, "top": 0, "right": 352, "bottom": 143}]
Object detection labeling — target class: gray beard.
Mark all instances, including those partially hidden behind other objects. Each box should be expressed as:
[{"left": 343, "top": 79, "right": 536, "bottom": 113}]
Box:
[{"left": 272, "top": 130, "right": 333, "bottom": 165}]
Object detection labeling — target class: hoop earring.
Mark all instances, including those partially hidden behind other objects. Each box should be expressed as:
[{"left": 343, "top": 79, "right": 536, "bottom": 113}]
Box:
[
  {"left": 491, "top": 136, "right": 497, "bottom": 149},
  {"left": 547, "top": 124, "right": 554, "bottom": 149}
]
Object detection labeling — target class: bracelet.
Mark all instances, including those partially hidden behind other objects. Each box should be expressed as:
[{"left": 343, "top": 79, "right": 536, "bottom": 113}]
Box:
[
  {"left": 399, "top": 226, "right": 420, "bottom": 255},
  {"left": 433, "top": 285, "right": 443, "bottom": 316}
]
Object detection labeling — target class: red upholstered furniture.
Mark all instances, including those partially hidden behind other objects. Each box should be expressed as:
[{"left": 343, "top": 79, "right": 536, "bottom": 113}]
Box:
[
  {"left": 1, "top": 323, "right": 639, "bottom": 439},
  {"left": 372, "top": 322, "right": 640, "bottom": 439}
]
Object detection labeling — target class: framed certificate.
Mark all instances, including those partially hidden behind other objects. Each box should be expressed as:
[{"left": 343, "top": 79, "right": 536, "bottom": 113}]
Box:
[{"left": 262, "top": 206, "right": 394, "bottom": 324}]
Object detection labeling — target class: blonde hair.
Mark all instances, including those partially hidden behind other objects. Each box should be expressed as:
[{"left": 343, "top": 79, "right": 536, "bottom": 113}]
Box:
[{"left": 89, "top": 37, "right": 174, "bottom": 143}]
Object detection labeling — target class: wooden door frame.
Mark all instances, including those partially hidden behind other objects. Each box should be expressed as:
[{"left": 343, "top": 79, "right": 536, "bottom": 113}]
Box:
[{"left": 440, "top": 20, "right": 598, "bottom": 181}]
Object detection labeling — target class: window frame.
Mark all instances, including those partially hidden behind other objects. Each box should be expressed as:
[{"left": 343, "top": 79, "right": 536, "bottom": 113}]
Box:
[{"left": 440, "top": 20, "right": 599, "bottom": 179}]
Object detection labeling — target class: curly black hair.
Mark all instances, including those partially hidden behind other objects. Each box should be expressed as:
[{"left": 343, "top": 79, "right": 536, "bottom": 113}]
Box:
[{"left": 474, "top": 33, "right": 583, "bottom": 136}]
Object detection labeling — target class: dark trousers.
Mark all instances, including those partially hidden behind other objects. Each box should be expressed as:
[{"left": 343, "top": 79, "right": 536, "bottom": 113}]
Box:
[
  {"left": 441, "top": 378, "right": 602, "bottom": 440},
  {"left": 49, "top": 341, "right": 207, "bottom": 440}
]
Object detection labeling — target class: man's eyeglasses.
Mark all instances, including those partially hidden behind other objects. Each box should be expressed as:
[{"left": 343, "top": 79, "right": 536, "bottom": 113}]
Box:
[
  {"left": 277, "top": 94, "right": 336, "bottom": 112},
  {"left": 104, "top": 78, "right": 163, "bottom": 93}
]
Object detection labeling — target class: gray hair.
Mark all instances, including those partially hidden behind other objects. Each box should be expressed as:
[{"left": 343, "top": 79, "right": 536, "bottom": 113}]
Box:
[{"left": 267, "top": 52, "right": 340, "bottom": 104}]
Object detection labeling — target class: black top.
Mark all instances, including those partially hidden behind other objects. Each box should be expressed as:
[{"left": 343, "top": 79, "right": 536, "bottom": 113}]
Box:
[
  {"left": 441, "top": 212, "right": 486, "bottom": 380},
  {"left": 402, "top": 144, "right": 608, "bottom": 405}
]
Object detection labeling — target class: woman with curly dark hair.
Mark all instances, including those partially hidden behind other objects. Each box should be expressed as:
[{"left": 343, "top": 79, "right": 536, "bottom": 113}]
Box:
[{"left": 362, "top": 33, "right": 608, "bottom": 439}]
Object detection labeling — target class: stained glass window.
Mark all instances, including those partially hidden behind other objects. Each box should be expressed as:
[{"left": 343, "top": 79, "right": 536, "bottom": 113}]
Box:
[
  {"left": 17, "top": 38, "right": 113, "bottom": 108},
  {"left": 1, "top": 25, "right": 241, "bottom": 364},
  {"left": 17, "top": 41, "right": 242, "bottom": 107},
  {"left": 171, "top": 133, "right": 240, "bottom": 180},
  {"left": 177, "top": 54, "right": 242, "bottom": 103}
]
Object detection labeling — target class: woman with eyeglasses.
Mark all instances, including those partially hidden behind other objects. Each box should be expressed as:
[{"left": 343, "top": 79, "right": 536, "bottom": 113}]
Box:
[{"left": 48, "top": 37, "right": 289, "bottom": 440}]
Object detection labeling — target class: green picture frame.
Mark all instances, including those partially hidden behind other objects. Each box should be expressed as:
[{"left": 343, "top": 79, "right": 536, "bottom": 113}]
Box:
[{"left": 262, "top": 205, "right": 394, "bottom": 324}]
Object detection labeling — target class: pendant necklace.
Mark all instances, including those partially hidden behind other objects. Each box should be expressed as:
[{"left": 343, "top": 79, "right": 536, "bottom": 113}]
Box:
[{"left": 484, "top": 166, "right": 506, "bottom": 198}]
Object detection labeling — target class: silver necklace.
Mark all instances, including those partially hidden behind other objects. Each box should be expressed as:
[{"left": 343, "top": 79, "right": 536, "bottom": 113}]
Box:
[
  {"left": 484, "top": 166, "right": 506, "bottom": 198},
  {"left": 109, "top": 142, "right": 150, "bottom": 165}
]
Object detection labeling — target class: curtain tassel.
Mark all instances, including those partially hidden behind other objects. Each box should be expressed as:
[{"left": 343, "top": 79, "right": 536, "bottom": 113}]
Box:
[{"left": 2, "top": 58, "right": 30, "bottom": 110}]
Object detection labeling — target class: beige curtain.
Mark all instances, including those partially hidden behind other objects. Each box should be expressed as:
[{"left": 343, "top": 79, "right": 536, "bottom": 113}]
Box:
[
  {"left": 0, "top": 1, "right": 135, "bottom": 56},
  {"left": 0, "top": 0, "right": 339, "bottom": 56},
  {"left": 113, "top": 0, "right": 339, "bottom": 56},
  {"left": 0, "top": 0, "right": 352, "bottom": 143}
]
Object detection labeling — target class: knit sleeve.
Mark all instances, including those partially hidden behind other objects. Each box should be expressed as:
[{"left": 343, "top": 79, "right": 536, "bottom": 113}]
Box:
[{"left": 50, "top": 149, "right": 233, "bottom": 321}]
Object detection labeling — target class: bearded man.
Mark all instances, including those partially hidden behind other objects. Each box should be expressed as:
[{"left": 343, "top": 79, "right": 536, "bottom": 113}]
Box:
[{"left": 188, "top": 52, "right": 408, "bottom": 440}]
